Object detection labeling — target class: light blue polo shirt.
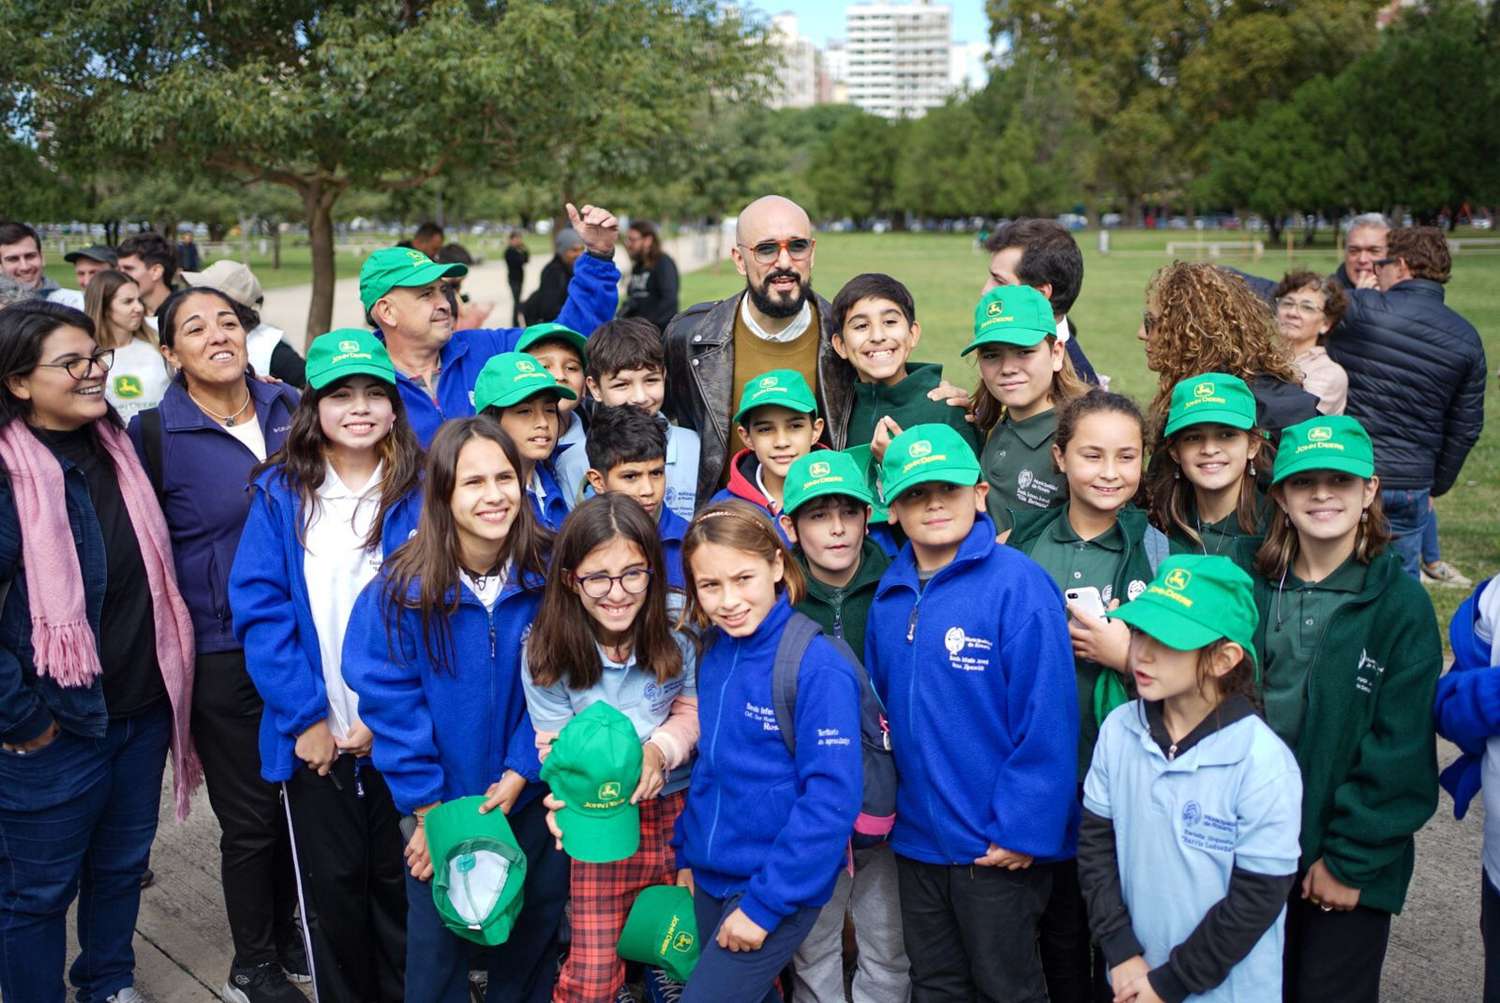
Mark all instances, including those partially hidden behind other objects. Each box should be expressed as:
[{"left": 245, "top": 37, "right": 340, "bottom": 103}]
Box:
[
  {"left": 1084, "top": 701, "right": 1302, "bottom": 1002},
  {"left": 552, "top": 416, "right": 702, "bottom": 520}
]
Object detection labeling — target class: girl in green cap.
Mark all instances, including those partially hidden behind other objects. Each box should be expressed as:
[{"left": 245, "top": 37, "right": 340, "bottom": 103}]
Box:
[{"left": 1250, "top": 414, "right": 1440, "bottom": 1001}]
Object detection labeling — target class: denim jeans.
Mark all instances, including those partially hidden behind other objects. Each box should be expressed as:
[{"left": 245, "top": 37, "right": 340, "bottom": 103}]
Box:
[
  {"left": 1422, "top": 501, "right": 1441, "bottom": 564},
  {"left": 0, "top": 702, "right": 171, "bottom": 1003},
  {"left": 1380, "top": 487, "right": 1428, "bottom": 579}
]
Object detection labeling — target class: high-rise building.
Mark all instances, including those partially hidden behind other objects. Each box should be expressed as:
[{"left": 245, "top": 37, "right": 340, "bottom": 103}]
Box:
[
  {"left": 768, "top": 12, "right": 819, "bottom": 109},
  {"left": 845, "top": 0, "right": 953, "bottom": 119},
  {"left": 821, "top": 39, "right": 849, "bottom": 104}
]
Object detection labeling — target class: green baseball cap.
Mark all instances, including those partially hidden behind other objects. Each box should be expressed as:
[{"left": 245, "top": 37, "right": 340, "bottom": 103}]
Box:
[
  {"left": 842, "top": 443, "right": 889, "bottom": 521},
  {"left": 618, "top": 885, "right": 701, "bottom": 983},
  {"left": 880, "top": 423, "right": 982, "bottom": 503},
  {"left": 516, "top": 322, "right": 588, "bottom": 361},
  {"left": 539, "top": 702, "right": 643, "bottom": 863},
  {"left": 359, "top": 246, "right": 467, "bottom": 312},
  {"left": 1164, "top": 373, "right": 1257, "bottom": 436},
  {"left": 783, "top": 450, "right": 875, "bottom": 516},
  {"left": 1112, "top": 554, "right": 1260, "bottom": 666},
  {"left": 961, "top": 285, "right": 1055, "bottom": 355},
  {"left": 424, "top": 795, "right": 528, "bottom": 946},
  {"left": 1271, "top": 414, "right": 1375, "bottom": 485},
  {"left": 733, "top": 369, "right": 818, "bottom": 426},
  {"left": 304, "top": 328, "right": 397, "bottom": 391},
  {"left": 473, "top": 352, "right": 578, "bottom": 413}
]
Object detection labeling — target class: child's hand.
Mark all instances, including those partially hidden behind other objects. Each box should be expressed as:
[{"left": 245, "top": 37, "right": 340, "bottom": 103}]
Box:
[
  {"left": 676, "top": 868, "right": 695, "bottom": 894},
  {"left": 632, "top": 742, "right": 667, "bottom": 804},
  {"left": 1302, "top": 857, "right": 1361, "bottom": 911},
  {"left": 542, "top": 792, "right": 567, "bottom": 850},
  {"left": 716, "top": 907, "right": 769, "bottom": 952},
  {"left": 295, "top": 720, "right": 337, "bottom": 776},
  {"left": 927, "top": 380, "right": 974, "bottom": 418},
  {"left": 1116, "top": 973, "right": 1164, "bottom": 1003},
  {"left": 1110, "top": 956, "right": 1150, "bottom": 1002},
  {"left": 406, "top": 805, "right": 438, "bottom": 881},
  {"left": 335, "top": 722, "right": 374, "bottom": 759},
  {"left": 1067, "top": 601, "right": 1131, "bottom": 670},
  {"left": 870, "top": 416, "right": 903, "bottom": 463},
  {"left": 479, "top": 769, "right": 527, "bottom": 815},
  {"left": 974, "top": 843, "right": 1033, "bottom": 869}
]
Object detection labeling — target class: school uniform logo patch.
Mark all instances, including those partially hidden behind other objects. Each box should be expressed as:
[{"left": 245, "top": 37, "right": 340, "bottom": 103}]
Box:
[
  {"left": 1017, "top": 469, "right": 1034, "bottom": 490},
  {"left": 942, "top": 626, "right": 993, "bottom": 671},
  {"left": 1127, "top": 579, "right": 1147, "bottom": 600},
  {"left": 1180, "top": 799, "right": 1237, "bottom": 853},
  {"left": 1354, "top": 648, "right": 1386, "bottom": 694}
]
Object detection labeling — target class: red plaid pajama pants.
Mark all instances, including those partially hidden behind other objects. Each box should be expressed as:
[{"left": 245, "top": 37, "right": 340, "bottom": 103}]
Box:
[{"left": 554, "top": 789, "right": 686, "bottom": 1002}]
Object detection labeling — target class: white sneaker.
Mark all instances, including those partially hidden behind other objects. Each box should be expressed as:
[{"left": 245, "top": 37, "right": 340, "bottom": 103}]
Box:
[{"left": 106, "top": 989, "right": 148, "bottom": 1003}]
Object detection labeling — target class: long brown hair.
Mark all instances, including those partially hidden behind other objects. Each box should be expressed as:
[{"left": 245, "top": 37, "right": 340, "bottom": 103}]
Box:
[
  {"left": 971, "top": 336, "right": 1088, "bottom": 435},
  {"left": 381, "top": 417, "right": 552, "bottom": 673},
  {"left": 84, "top": 269, "right": 156, "bottom": 350},
  {"left": 1144, "top": 420, "right": 1275, "bottom": 544},
  {"left": 628, "top": 221, "right": 662, "bottom": 269},
  {"left": 678, "top": 500, "right": 806, "bottom": 633},
  {"left": 1253, "top": 481, "right": 1390, "bottom": 580},
  {"left": 256, "top": 374, "right": 423, "bottom": 551},
  {"left": 527, "top": 494, "right": 684, "bottom": 690}
]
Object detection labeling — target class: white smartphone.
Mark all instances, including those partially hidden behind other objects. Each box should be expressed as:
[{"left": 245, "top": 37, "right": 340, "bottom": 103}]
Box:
[{"left": 1064, "top": 586, "right": 1108, "bottom": 621}]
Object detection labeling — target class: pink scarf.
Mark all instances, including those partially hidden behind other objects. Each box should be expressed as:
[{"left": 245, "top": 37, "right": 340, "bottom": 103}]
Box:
[{"left": 0, "top": 419, "right": 202, "bottom": 820}]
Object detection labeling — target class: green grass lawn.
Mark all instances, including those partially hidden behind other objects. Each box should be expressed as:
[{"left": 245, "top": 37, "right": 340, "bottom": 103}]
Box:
[{"left": 681, "top": 230, "right": 1500, "bottom": 631}]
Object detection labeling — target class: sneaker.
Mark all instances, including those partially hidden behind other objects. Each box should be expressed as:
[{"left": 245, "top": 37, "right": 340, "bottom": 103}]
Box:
[
  {"left": 468, "top": 969, "right": 487, "bottom": 1003},
  {"left": 643, "top": 967, "right": 684, "bottom": 1003},
  {"left": 1423, "top": 560, "right": 1473, "bottom": 588},
  {"left": 615, "top": 985, "right": 638, "bottom": 1003},
  {"left": 222, "top": 963, "right": 306, "bottom": 1003},
  {"left": 277, "top": 937, "right": 312, "bottom": 984},
  {"left": 139, "top": 868, "right": 154, "bottom": 890},
  {"left": 107, "top": 989, "right": 148, "bottom": 1003}
]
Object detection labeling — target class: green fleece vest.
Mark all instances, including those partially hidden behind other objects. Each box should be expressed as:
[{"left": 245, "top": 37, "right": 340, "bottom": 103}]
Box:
[
  {"left": 792, "top": 537, "right": 890, "bottom": 662},
  {"left": 1250, "top": 550, "right": 1440, "bottom": 914}
]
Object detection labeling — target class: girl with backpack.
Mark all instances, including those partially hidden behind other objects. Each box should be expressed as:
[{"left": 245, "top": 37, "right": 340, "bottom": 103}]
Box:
[
  {"left": 672, "top": 500, "right": 862, "bottom": 1003},
  {"left": 342, "top": 416, "right": 568, "bottom": 1003},
  {"left": 522, "top": 493, "right": 700, "bottom": 1003},
  {"left": 229, "top": 330, "right": 423, "bottom": 1002},
  {"left": 1250, "top": 415, "right": 1439, "bottom": 1002}
]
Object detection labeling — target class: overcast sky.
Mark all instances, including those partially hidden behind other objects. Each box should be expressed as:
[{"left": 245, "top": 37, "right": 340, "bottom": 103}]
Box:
[{"left": 749, "top": 1, "right": 993, "bottom": 46}]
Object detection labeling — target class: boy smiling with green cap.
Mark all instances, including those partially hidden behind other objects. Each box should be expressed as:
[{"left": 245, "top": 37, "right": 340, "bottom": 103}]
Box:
[
  {"left": 710, "top": 369, "right": 825, "bottom": 541},
  {"left": 473, "top": 351, "right": 579, "bottom": 530}
]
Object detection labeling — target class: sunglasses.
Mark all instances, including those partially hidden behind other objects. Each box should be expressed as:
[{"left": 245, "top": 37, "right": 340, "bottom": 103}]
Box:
[{"left": 738, "top": 238, "right": 814, "bottom": 265}]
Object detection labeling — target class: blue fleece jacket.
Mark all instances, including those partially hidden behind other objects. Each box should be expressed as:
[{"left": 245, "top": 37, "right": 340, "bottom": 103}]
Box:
[
  {"left": 341, "top": 569, "right": 545, "bottom": 815},
  {"left": 383, "top": 253, "right": 620, "bottom": 447},
  {"left": 659, "top": 505, "right": 687, "bottom": 590},
  {"left": 1435, "top": 578, "right": 1498, "bottom": 818},
  {"left": 228, "top": 468, "right": 420, "bottom": 782},
  {"left": 673, "top": 597, "right": 862, "bottom": 933},
  {"left": 866, "top": 515, "right": 1079, "bottom": 864},
  {"left": 527, "top": 460, "right": 570, "bottom": 532}
]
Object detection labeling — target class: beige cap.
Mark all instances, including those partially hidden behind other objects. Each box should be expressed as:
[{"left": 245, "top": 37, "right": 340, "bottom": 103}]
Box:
[{"left": 181, "top": 260, "right": 263, "bottom": 308}]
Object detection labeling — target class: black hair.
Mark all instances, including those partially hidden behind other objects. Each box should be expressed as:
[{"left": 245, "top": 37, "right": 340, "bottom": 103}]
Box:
[
  {"left": 830, "top": 272, "right": 916, "bottom": 332},
  {"left": 413, "top": 222, "right": 445, "bottom": 242},
  {"left": 435, "top": 243, "right": 474, "bottom": 266},
  {"left": 0, "top": 301, "right": 116, "bottom": 432},
  {"left": 584, "top": 317, "right": 665, "bottom": 383},
  {"left": 116, "top": 231, "right": 178, "bottom": 286},
  {"left": 0, "top": 221, "right": 41, "bottom": 249},
  {"left": 155, "top": 287, "right": 259, "bottom": 349},
  {"left": 584, "top": 404, "right": 667, "bottom": 473},
  {"left": 984, "top": 219, "right": 1084, "bottom": 317}
]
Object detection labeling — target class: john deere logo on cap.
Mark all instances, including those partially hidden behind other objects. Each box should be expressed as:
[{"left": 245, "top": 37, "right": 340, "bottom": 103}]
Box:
[
  {"left": 986, "top": 300, "right": 1003, "bottom": 318},
  {"left": 1308, "top": 426, "right": 1333, "bottom": 442},
  {"left": 909, "top": 440, "right": 933, "bottom": 458},
  {"left": 598, "top": 781, "right": 621, "bottom": 801},
  {"left": 405, "top": 250, "right": 428, "bottom": 265},
  {"left": 1164, "top": 568, "right": 1191, "bottom": 591},
  {"left": 516, "top": 359, "right": 537, "bottom": 373},
  {"left": 759, "top": 376, "right": 777, "bottom": 388},
  {"left": 339, "top": 340, "right": 360, "bottom": 353},
  {"left": 673, "top": 932, "right": 694, "bottom": 952},
  {"left": 1194, "top": 381, "right": 1214, "bottom": 398},
  {"left": 809, "top": 461, "right": 831, "bottom": 478}
]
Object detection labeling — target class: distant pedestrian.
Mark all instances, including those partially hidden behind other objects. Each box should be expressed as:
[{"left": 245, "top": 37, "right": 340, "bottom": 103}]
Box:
[
  {"left": 524, "top": 228, "right": 585, "bottom": 325},
  {"left": 505, "top": 230, "right": 530, "bottom": 326},
  {"left": 621, "top": 221, "right": 679, "bottom": 332}
]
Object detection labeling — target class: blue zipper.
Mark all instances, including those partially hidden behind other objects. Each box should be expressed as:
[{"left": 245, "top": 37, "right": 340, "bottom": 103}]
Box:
[{"left": 704, "top": 637, "right": 741, "bottom": 859}]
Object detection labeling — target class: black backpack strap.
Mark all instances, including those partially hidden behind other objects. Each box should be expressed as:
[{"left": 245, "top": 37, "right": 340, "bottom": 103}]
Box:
[
  {"left": 139, "top": 407, "right": 165, "bottom": 507},
  {"left": 771, "top": 612, "right": 823, "bottom": 758}
]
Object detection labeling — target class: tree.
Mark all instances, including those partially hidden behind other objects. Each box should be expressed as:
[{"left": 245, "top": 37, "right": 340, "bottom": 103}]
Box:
[
  {"left": 806, "top": 111, "right": 906, "bottom": 225},
  {"left": 4, "top": 1, "right": 767, "bottom": 343}
]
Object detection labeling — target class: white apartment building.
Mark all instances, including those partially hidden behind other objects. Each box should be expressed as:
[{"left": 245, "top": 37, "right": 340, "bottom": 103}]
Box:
[
  {"left": 844, "top": 0, "right": 953, "bottom": 119},
  {"left": 768, "top": 13, "right": 819, "bottom": 109}
]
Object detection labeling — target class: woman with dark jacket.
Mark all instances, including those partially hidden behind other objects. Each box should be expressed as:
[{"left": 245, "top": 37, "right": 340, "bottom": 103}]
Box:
[
  {"left": 0, "top": 300, "right": 199, "bottom": 1003},
  {"left": 126, "top": 288, "right": 307, "bottom": 1003}
]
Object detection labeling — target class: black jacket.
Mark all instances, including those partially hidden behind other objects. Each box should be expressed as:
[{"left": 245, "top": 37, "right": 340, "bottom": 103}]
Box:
[
  {"left": 621, "top": 253, "right": 681, "bottom": 333},
  {"left": 1327, "top": 279, "right": 1486, "bottom": 495},
  {"left": 522, "top": 255, "right": 573, "bottom": 324},
  {"left": 663, "top": 291, "right": 856, "bottom": 504},
  {"left": 503, "top": 245, "right": 529, "bottom": 283}
]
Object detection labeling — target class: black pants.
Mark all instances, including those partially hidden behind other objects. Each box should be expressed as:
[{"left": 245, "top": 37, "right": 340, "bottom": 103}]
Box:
[
  {"left": 509, "top": 277, "right": 524, "bottom": 326},
  {"left": 192, "top": 650, "right": 299, "bottom": 969},
  {"left": 1482, "top": 869, "right": 1500, "bottom": 1003},
  {"left": 896, "top": 855, "right": 1051, "bottom": 1003},
  {"left": 1283, "top": 889, "right": 1391, "bottom": 1002},
  {"left": 284, "top": 755, "right": 407, "bottom": 1003},
  {"left": 1039, "top": 857, "right": 1111, "bottom": 1003}
]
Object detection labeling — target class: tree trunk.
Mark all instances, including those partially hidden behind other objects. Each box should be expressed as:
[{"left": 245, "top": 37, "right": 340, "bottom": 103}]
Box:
[
  {"left": 302, "top": 182, "right": 340, "bottom": 348},
  {"left": 272, "top": 222, "right": 282, "bottom": 270}
]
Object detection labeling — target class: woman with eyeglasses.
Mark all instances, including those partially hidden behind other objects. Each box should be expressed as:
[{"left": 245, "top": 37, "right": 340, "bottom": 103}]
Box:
[
  {"left": 84, "top": 268, "right": 172, "bottom": 421},
  {"left": 126, "top": 288, "right": 310, "bottom": 1002},
  {"left": 1272, "top": 271, "right": 1349, "bottom": 416},
  {"left": 0, "top": 301, "right": 199, "bottom": 1003}
]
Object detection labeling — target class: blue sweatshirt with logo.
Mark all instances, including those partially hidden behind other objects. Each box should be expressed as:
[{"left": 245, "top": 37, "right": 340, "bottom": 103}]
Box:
[
  {"left": 229, "top": 469, "right": 420, "bottom": 782},
  {"left": 866, "top": 515, "right": 1079, "bottom": 864},
  {"left": 341, "top": 568, "right": 545, "bottom": 815},
  {"left": 659, "top": 504, "right": 687, "bottom": 590},
  {"left": 673, "top": 596, "right": 862, "bottom": 932}
]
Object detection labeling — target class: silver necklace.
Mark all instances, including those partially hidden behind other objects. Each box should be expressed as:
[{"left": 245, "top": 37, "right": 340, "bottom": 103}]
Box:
[{"left": 189, "top": 389, "right": 252, "bottom": 427}]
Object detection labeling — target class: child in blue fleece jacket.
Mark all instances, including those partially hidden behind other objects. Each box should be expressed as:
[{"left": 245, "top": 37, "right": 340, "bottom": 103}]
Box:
[
  {"left": 341, "top": 416, "right": 564, "bottom": 1003},
  {"left": 865, "top": 423, "right": 1078, "bottom": 1003},
  {"left": 672, "top": 499, "right": 863, "bottom": 1003}
]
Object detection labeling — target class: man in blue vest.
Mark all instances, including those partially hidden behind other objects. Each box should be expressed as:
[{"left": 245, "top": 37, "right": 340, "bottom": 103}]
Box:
[{"left": 362, "top": 202, "right": 620, "bottom": 446}]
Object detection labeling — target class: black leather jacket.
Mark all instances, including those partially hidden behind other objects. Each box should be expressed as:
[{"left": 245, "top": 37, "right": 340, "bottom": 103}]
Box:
[{"left": 664, "top": 291, "right": 855, "bottom": 505}]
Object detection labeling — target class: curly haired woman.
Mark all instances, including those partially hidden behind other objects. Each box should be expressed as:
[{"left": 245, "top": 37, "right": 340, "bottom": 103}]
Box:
[{"left": 1137, "top": 263, "right": 1318, "bottom": 437}]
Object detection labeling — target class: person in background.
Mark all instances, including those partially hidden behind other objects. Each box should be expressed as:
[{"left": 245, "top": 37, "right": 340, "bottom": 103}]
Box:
[
  {"left": 85, "top": 269, "right": 171, "bottom": 422},
  {"left": 434, "top": 243, "right": 495, "bottom": 331},
  {"left": 408, "top": 222, "right": 445, "bottom": 261},
  {"left": 982, "top": 218, "right": 1098, "bottom": 385},
  {"left": 116, "top": 231, "right": 179, "bottom": 319},
  {"left": 621, "top": 221, "right": 679, "bottom": 333},
  {"left": 181, "top": 260, "right": 307, "bottom": 388},
  {"left": 0, "top": 301, "right": 200, "bottom": 1003},
  {"left": 1272, "top": 271, "right": 1348, "bottom": 416},
  {"left": 63, "top": 245, "right": 120, "bottom": 304},
  {"left": 525, "top": 228, "right": 586, "bottom": 325},
  {"left": 505, "top": 230, "right": 531, "bottom": 327},
  {"left": 176, "top": 229, "right": 202, "bottom": 274},
  {"left": 128, "top": 287, "right": 307, "bottom": 1003},
  {"left": 0, "top": 220, "right": 64, "bottom": 301}
]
